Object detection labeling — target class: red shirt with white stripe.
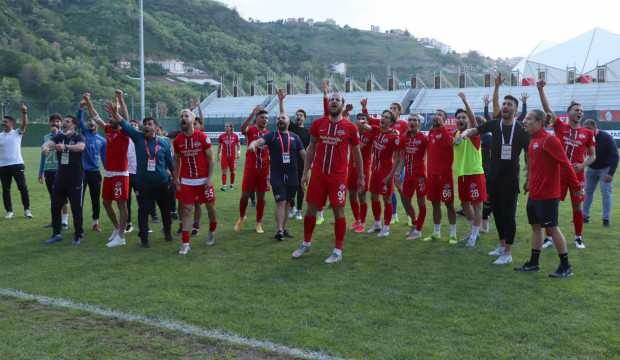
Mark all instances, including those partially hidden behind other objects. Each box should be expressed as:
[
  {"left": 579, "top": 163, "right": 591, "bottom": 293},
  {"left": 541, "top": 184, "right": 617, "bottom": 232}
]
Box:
[
  {"left": 244, "top": 125, "right": 270, "bottom": 169},
  {"left": 400, "top": 130, "right": 427, "bottom": 178},
  {"left": 173, "top": 129, "right": 211, "bottom": 184},
  {"left": 394, "top": 119, "right": 409, "bottom": 135},
  {"left": 349, "top": 124, "right": 379, "bottom": 173},
  {"left": 528, "top": 128, "right": 580, "bottom": 200},
  {"left": 371, "top": 130, "right": 400, "bottom": 175},
  {"left": 104, "top": 125, "right": 129, "bottom": 175},
  {"left": 218, "top": 132, "right": 239, "bottom": 158},
  {"left": 310, "top": 117, "right": 360, "bottom": 179},
  {"left": 552, "top": 120, "right": 595, "bottom": 165},
  {"left": 426, "top": 126, "right": 454, "bottom": 175}
]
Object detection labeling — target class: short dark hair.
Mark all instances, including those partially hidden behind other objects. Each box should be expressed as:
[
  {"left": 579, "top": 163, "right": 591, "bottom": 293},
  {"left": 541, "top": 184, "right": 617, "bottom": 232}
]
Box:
[
  {"left": 129, "top": 119, "right": 140, "bottom": 124},
  {"left": 567, "top": 101, "right": 581, "bottom": 112},
  {"left": 455, "top": 108, "right": 467, "bottom": 117},
  {"left": 391, "top": 102, "right": 402, "bottom": 112},
  {"left": 3, "top": 116, "right": 15, "bottom": 124},
  {"left": 49, "top": 113, "right": 62, "bottom": 122},
  {"left": 356, "top": 112, "right": 368, "bottom": 120},
  {"left": 529, "top": 109, "right": 548, "bottom": 124},
  {"left": 583, "top": 118, "right": 597, "bottom": 128},
  {"left": 504, "top": 95, "right": 519, "bottom": 108},
  {"left": 382, "top": 110, "right": 396, "bottom": 123},
  {"left": 296, "top": 109, "right": 307, "bottom": 118},
  {"left": 436, "top": 109, "right": 448, "bottom": 119},
  {"left": 194, "top": 117, "right": 203, "bottom": 125},
  {"left": 143, "top": 117, "right": 159, "bottom": 127},
  {"left": 256, "top": 110, "right": 268, "bottom": 117},
  {"left": 64, "top": 115, "right": 79, "bottom": 127}
]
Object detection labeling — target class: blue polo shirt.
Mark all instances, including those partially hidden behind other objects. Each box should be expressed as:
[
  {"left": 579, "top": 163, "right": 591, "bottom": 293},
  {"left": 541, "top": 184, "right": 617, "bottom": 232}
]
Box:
[{"left": 262, "top": 131, "right": 303, "bottom": 185}]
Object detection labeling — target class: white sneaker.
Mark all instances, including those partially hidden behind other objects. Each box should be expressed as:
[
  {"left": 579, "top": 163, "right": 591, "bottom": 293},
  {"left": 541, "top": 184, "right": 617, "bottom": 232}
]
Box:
[
  {"left": 295, "top": 210, "right": 303, "bottom": 220},
  {"left": 377, "top": 226, "right": 390, "bottom": 238},
  {"left": 542, "top": 238, "right": 554, "bottom": 249},
  {"left": 481, "top": 219, "right": 490, "bottom": 233},
  {"left": 178, "top": 243, "right": 191, "bottom": 255},
  {"left": 4, "top": 212, "right": 14, "bottom": 219},
  {"left": 324, "top": 250, "right": 342, "bottom": 264},
  {"left": 493, "top": 254, "right": 513, "bottom": 265},
  {"left": 292, "top": 243, "right": 311, "bottom": 259},
  {"left": 205, "top": 232, "right": 215, "bottom": 246},
  {"left": 466, "top": 235, "right": 478, "bottom": 248},
  {"left": 106, "top": 235, "right": 126, "bottom": 248},
  {"left": 108, "top": 229, "right": 119, "bottom": 241},
  {"left": 488, "top": 245, "right": 505, "bottom": 257},
  {"left": 288, "top": 208, "right": 296, "bottom": 219},
  {"left": 575, "top": 238, "right": 586, "bottom": 249},
  {"left": 24, "top": 210, "right": 33, "bottom": 219},
  {"left": 366, "top": 222, "right": 381, "bottom": 233},
  {"left": 406, "top": 229, "right": 422, "bottom": 240}
]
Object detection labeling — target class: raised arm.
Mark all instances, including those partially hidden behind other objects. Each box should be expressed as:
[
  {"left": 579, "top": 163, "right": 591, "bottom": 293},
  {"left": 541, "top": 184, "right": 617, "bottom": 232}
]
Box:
[
  {"left": 240, "top": 106, "right": 260, "bottom": 134},
  {"left": 536, "top": 80, "right": 556, "bottom": 125},
  {"left": 191, "top": 98, "right": 204, "bottom": 120},
  {"left": 116, "top": 90, "right": 130, "bottom": 121},
  {"left": 492, "top": 74, "right": 502, "bottom": 119},
  {"left": 517, "top": 93, "right": 528, "bottom": 122},
  {"left": 19, "top": 104, "right": 28, "bottom": 133},
  {"left": 277, "top": 88, "right": 286, "bottom": 115},
  {"left": 458, "top": 92, "right": 476, "bottom": 129},
  {"left": 482, "top": 95, "right": 491, "bottom": 122},
  {"left": 83, "top": 93, "right": 106, "bottom": 128},
  {"left": 322, "top": 80, "right": 329, "bottom": 116}
]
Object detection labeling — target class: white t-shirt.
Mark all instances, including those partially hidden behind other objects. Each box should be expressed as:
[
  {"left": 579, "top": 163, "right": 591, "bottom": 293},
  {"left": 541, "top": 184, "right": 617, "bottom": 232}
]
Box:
[
  {"left": 127, "top": 139, "right": 137, "bottom": 174},
  {"left": 0, "top": 129, "right": 24, "bottom": 167}
]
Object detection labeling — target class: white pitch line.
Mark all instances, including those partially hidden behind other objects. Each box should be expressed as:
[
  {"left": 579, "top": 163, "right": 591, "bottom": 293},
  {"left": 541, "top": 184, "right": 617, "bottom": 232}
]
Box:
[{"left": 0, "top": 288, "right": 344, "bottom": 360}]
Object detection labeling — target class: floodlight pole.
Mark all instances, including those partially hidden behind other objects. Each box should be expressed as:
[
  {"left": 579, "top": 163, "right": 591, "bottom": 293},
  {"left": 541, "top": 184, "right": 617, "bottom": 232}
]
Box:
[{"left": 139, "top": 0, "right": 145, "bottom": 121}]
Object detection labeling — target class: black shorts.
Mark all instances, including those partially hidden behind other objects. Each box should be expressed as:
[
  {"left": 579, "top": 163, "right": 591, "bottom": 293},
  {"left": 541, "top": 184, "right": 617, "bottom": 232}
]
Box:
[
  {"left": 271, "top": 181, "right": 297, "bottom": 203},
  {"left": 526, "top": 198, "right": 559, "bottom": 228}
]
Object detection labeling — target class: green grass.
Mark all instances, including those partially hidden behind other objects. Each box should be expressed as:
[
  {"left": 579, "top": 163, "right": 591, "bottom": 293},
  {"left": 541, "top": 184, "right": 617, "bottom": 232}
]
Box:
[{"left": 1, "top": 147, "right": 619, "bottom": 359}]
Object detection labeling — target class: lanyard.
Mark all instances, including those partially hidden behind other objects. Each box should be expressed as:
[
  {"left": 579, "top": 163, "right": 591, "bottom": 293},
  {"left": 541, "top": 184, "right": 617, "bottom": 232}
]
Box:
[
  {"left": 145, "top": 137, "right": 160, "bottom": 160},
  {"left": 277, "top": 131, "right": 291, "bottom": 154},
  {"left": 501, "top": 121, "right": 516, "bottom": 146}
]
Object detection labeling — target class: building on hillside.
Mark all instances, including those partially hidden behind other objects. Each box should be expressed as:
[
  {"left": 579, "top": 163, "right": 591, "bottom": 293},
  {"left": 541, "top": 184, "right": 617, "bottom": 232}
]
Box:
[
  {"left": 513, "top": 28, "right": 620, "bottom": 84},
  {"left": 117, "top": 59, "right": 131, "bottom": 70},
  {"left": 419, "top": 38, "right": 452, "bottom": 55},
  {"left": 371, "top": 25, "right": 381, "bottom": 33},
  {"left": 147, "top": 59, "right": 186, "bottom": 75}
]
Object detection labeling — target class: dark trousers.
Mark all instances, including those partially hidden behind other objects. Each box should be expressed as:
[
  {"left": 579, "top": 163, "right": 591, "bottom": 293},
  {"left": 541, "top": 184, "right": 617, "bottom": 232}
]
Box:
[
  {"left": 82, "top": 170, "right": 102, "bottom": 220},
  {"left": 127, "top": 174, "right": 136, "bottom": 224},
  {"left": 295, "top": 159, "right": 305, "bottom": 210},
  {"left": 135, "top": 181, "right": 172, "bottom": 244},
  {"left": 51, "top": 179, "right": 83, "bottom": 238},
  {"left": 0, "top": 164, "right": 30, "bottom": 212},
  {"left": 44, "top": 171, "right": 57, "bottom": 197},
  {"left": 489, "top": 187, "right": 518, "bottom": 245}
]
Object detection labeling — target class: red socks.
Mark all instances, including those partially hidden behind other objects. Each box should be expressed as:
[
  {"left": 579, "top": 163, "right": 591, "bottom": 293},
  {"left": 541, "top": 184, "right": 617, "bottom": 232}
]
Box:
[
  {"left": 350, "top": 198, "right": 360, "bottom": 222},
  {"left": 335, "top": 217, "right": 346, "bottom": 250},
  {"left": 360, "top": 202, "right": 368, "bottom": 224},
  {"left": 416, "top": 204, "right": 426, "bottom": 231},
  {"left": 181, "top": 230, "right": 190, "bottom": 244},
  {"left": 304, "top": 216, "right": 316, "bottom": 243},
  {"left": 384, "top": 203, "right": 393, "bottom": 226},
  {"left": 256, "top": 198, "right": 265, "bottom": 222},
  {"left": 371, "top": 200, "right": 381, "bottom": 221},
  {"left": 222, "top": 174, "right": 227, "bottom": 186},
  {"left": 239, "top": 197, "right": 248, "bottom": 218},
  {"left": 573, "top": 209, "right": 583, "bottom": 237},
  {"left": 209, "top": 221, "right": 217, "bottom": 232}
]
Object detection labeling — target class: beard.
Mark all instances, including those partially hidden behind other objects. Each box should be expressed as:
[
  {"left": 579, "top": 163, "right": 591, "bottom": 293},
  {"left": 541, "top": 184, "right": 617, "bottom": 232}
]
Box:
[{"left": 277, "top": 122, "right": 288, "bottom": 131}]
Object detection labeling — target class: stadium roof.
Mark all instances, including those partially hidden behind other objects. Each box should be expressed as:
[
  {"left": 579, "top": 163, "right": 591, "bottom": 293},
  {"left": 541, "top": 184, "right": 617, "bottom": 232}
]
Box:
[{"left": 513, "top": 28, "right": 620, "bottom": 75}]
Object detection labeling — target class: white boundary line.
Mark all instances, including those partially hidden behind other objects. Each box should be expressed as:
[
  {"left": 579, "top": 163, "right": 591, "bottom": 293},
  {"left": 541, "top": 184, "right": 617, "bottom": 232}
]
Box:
[{"left": 0, "top": 288, "right": 343, "bottom": 360}]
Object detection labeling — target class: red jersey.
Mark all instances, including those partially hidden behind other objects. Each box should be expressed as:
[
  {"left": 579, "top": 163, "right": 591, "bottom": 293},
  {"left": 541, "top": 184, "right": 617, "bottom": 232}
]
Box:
[
  {"left": 218, "top": 132, "right": 239, "bottom": 158},
  {"left": 310, "top": 117, "right": 360, "bottom": 179},
  {"left": 104, "top": 125, "right": 130, "bottom": 173},
  {"left": 244, "top": 125, "right": 269, "bottom": 169},
  {"left": 552, "top": 120, "right": 595, "bottom": 165},
  {"left": 426, "top": 126, "right": 454, "bottom": 175},
  {"left": 400, "top": 131, "right": 427, "bottom": 178},
  {"left": 528, "top": 128, "right": 580, "bottom": 200},
  {"left": 394, "top": 119, "right": 409, "bottom": 135},
  {"left": 350, "top": 125, "right": 379, "bottom": 172},
  {"left": 371, "top": 130, "right": 400, "bottom": 174},
  {"left": 173, "top": 129, "right": 212, "bottom": 183}
]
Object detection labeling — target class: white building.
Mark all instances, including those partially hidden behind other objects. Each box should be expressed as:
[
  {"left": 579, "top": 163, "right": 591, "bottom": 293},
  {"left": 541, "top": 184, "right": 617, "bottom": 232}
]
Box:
[
  {"left": 419, "top": 38, "right": 452, "bottom": 55},
  {"left": 513, "top": 28, "right": 620, "bottom": 84},
  {"left": 371, "top": 25, "right": 381, "bottom": 33},
  {"left": 147, "top": 59, "right": 186, "bottom": 75}
]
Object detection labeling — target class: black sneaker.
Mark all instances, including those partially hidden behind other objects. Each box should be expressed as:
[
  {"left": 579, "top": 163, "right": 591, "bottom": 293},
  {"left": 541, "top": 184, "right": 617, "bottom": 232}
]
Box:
[
  {"left": 220, "top": 186, "right": 227, "bottom": 192},
  {"left": 140, "top": 242, "right": 150, "bottom": 248},
  {"left": 603, "top": 219, "right": 610, "bottom": 227},
  {"left": 191, "top": 227, "right": 199, "bottom": 237},
  {"left": 283, "top": 229, "right": 294, "bottom": 238},
  {"left": 549, "top": 265, "right": 573, "bottom": 278},
  {"left": 170, "top": 212, "right": 179, "bottom": 220},
  {"left": 456, "top": 208, "right": 465, "bottom": 217},
  {"left": 164, "top": 233, "right": 173, "bottom": 242},
  {"left": 514, "top": 261, "right": 540, "bottom": 272},
  {"left": 583, "top": 216, "right": 590, "bottom": 224},
  {"left": 274, "top": 230, "right": 284, "bottom": 241}
]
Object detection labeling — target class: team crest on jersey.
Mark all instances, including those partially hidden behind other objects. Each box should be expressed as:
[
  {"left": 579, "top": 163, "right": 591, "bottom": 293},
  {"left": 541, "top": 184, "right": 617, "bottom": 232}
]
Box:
[
  {"left": 579, "top": 133, "right": 586, "bottom": 139},
  {"left": 381, "top": 137, "right": 388, "bottom": 144},
  {"left": 533, "top": 142, "right": 540, "bottom": 150}
]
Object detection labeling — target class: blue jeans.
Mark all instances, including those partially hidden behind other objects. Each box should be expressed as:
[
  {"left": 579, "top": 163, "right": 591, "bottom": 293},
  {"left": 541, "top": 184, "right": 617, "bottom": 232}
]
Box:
[{"left": 583, "top": 167, "right": 613, "bottom": 221}]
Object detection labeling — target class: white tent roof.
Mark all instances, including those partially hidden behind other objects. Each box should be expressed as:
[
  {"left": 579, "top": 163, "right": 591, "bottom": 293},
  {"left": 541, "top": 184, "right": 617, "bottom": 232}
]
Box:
[{"left": 512, "top": 28, "right": 620, "bottom": 74}]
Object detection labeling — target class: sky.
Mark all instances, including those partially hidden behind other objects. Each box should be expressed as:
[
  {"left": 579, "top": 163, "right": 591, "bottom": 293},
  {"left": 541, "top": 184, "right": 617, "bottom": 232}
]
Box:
[{"left": 218, "top": 0, "right": 620, "bottom": 58}]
